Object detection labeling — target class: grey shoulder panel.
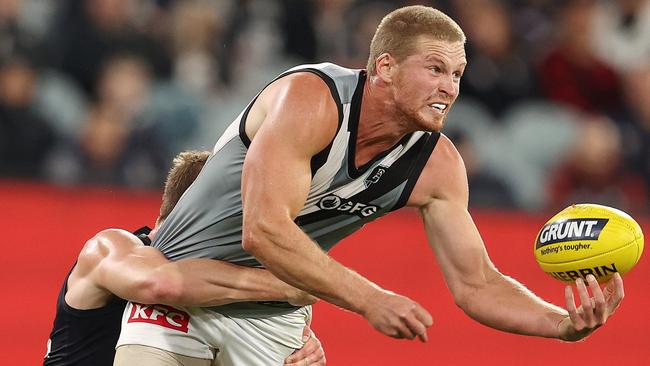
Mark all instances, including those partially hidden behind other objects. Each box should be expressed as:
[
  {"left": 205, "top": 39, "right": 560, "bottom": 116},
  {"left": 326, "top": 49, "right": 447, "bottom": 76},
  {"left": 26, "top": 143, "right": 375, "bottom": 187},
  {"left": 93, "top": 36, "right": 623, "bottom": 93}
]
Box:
[
  {"left": 152, "top": 137, "right": 251, "bottom": 263},
  {"left": 286, "top": 63, "right": 361, "bottom": 104}
]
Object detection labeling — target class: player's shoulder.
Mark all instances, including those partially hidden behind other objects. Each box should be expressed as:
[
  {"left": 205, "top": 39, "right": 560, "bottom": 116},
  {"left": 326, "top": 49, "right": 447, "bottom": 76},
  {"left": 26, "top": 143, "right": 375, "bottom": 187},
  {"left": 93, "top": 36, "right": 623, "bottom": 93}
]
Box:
[
  {"left": 266, "top": 62, "right": 357, "bottom": 105},
  {"left": 267, "top": 70, "right": 335, "bottom": 103},
  {"left": 284, "top": 62, "right": 359, "bottom": 84},
  {"left": 91, "top": 228, "right": 140, "bottom": 247},
  {"left": 429, "top": 133, "right": 464, "bottom": 169},
  {"left": 255, "top": 70, "right": 341, "bottom": 152},
  {"left": 407, "top": 133, "right": 468, "bottom": 207},
  {"left": 78, "top": 228, "right": 141, "bottom": 263}
]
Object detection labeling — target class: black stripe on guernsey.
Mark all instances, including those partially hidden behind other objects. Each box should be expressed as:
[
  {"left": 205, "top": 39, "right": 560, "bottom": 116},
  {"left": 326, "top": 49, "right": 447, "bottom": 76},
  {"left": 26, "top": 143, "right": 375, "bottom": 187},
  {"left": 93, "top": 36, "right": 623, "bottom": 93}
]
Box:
[
  {"left": 351, "top": 134, "right": 430, "bottom": 203},
  {"left": 294, "top": 133, "right": 437, "bottom": 227},
  {"left": 238, "top": 101, "right": 254, "bottom": 147},
  {"left": 344, "top": 71, "right": 414, "bottom": 178},
  {"left": 237, "top": 68, "right": 344, "bottom": 176},
  {"left": 391, "top": 132, "right": 440, "bottom": 211}
]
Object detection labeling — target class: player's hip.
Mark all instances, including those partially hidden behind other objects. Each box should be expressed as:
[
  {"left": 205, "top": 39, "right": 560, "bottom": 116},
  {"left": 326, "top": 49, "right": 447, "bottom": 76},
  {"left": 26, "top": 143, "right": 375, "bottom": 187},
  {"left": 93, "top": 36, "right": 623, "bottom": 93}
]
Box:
[{"left": 116, "top": 302, "right": 311, "bottom": 359}]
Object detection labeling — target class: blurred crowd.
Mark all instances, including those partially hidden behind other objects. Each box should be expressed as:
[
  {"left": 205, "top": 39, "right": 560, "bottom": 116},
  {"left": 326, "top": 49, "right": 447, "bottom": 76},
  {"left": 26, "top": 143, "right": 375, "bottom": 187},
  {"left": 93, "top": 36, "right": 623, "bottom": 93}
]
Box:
[{"left": 1, "top": 0, "right": 649, "bottom": 214}]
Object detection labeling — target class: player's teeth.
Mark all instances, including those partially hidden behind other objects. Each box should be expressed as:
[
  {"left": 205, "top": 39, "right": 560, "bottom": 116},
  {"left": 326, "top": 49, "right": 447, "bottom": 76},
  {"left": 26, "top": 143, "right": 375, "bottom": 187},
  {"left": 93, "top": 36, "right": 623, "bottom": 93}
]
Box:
[{"left": 431, "top": 103, "right": 446, "bottom": 111}]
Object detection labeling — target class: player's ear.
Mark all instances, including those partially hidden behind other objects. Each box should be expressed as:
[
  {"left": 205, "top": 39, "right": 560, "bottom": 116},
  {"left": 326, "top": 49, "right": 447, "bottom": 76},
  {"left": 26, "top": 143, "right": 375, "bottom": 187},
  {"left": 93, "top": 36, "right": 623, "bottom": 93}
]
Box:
[{"left": 375, "top": 53, "right": 395, "bottom": 83}]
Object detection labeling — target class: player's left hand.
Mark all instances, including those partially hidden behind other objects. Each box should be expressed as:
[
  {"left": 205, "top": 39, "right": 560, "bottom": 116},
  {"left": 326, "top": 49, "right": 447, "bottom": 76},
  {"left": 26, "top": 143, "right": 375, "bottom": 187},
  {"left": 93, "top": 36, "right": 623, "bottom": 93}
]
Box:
[
  {"left": 284, "top": 323, "right": 326, "bottom": 365},
  {"left": 558, "top": 273, "right": 624, "bottom": 342}
]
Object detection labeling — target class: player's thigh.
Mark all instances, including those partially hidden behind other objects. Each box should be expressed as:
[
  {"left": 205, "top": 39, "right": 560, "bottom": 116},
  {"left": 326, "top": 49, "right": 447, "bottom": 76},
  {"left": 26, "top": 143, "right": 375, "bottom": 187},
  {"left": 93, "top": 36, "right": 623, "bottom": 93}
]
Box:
[
  {"left": 215, "top": 337, "right": 293, "bottom": 366},
  {"left": 216, "top": 307, "right": 311, "bottom": 366},
  {"left": 114, "top": 344, "right": 212, "bottom": 366}
]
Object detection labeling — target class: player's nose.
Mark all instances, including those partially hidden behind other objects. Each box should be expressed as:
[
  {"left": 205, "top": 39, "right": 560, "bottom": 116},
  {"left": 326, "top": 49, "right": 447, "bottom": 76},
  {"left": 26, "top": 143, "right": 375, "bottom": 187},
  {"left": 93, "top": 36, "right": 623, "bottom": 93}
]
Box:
[{"left": 437, "top": 74, "right": 458, "bottom": 99}]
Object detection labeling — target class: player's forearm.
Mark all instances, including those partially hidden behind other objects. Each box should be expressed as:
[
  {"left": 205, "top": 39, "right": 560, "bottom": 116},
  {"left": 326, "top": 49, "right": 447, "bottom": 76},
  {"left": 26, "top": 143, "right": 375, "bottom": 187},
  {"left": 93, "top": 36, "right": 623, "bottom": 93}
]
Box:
[
  {"left": 456, "top": 270, "right": 567, "bottom": 339},
  {"left": 150, "top": 259, "right": 299, "bottom": 307},
  {"left": 243, "top": 220, "right": 381, "bottom": 315}
]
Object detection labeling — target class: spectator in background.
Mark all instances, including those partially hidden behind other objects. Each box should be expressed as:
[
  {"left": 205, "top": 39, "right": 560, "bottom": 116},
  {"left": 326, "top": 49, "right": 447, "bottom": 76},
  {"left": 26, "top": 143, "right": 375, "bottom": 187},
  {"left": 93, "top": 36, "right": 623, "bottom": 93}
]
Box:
[
  {"left": 621, "top": 62, "right": 650, "bottom": 193},
  {"left": 447, "top": 130, "right": 515, "bottom": 208},
  {"left": 592, "top": 0, "right": 650, "bottom": 73},
  {"left": 0, "top": 0, "right": 34, "bottom": 59},
  {"left": 547, "top": 114, "right": 648, "bottom": 215},
  {"left": 537, "top": 0, "right": 624, "bottom": 116},
  {"left": 0, "top": 53, "right": 56, "bottom": 177},
  {"left": 170, "top": 0, "right": 223, "bottom": 98},
  {"left": 453, "top": 0, "right": 539, "bottom": 118},
  {"left": 46, "top": 54, "right": 169, "bottom": 188},
  {"left": 313, "top": 0, "right": 352, "bottom": 64},
  {"left": 46, "top": 0, "right": 171, "bottom": 98},
  {"left": 507, "top": 1, "right": 558, "bottom": 60},
  {"left": 280, "top": 0, "right": 318, "bottom": 62},
  {"left": 0, "top": 0, "right": 64, "bottom": 63},
  {"left": 313, "top": 1, "right": 398, "bottom": 68},
  {"left": 343, "top": 1, "right": 397, "bottom": 68}
]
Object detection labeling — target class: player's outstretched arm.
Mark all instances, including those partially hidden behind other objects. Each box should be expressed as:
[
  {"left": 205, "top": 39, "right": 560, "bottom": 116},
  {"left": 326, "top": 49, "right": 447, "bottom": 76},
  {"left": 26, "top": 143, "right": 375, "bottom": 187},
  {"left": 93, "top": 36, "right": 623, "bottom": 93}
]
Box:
[
  {"left": 411, "top": 135, "right": 623, "bottom": 341},
  {"left": 70, "top": 229, "right": 317, "bottom": 308},
  {"left": 241, "top": 73, "right": 432, "bottom": 341}
]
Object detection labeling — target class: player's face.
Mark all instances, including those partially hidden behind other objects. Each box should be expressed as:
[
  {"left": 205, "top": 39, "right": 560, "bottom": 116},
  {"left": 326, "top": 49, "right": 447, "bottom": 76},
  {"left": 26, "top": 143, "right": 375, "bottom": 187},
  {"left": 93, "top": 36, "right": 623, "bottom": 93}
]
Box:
[{"left": 391, "top": 38, "right": 466, "bottom": 132}]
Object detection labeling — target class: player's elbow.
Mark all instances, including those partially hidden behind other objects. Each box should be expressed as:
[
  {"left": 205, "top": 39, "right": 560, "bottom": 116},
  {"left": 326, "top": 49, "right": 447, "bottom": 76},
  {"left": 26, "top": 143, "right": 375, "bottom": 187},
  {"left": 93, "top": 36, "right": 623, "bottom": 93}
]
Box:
[
  {"left": 451, "top": 281, "right": 492, "bottom": 318},
  {"left": 450, "top": 285, "right": 475, "bottom": 312},
  {"left": 450, "top": 267, "right": 500, "bottom": 314},
  {"left": 241, "top": 218, "right": 284, "bottom": 256}
]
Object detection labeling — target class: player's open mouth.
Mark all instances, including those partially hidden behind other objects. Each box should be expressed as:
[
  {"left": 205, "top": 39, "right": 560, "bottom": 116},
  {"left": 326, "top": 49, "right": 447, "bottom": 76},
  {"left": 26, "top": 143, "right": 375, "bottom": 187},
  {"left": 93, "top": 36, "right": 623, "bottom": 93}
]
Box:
[{"left": 430, "top": 103, "right": 448, "bottom": 114}]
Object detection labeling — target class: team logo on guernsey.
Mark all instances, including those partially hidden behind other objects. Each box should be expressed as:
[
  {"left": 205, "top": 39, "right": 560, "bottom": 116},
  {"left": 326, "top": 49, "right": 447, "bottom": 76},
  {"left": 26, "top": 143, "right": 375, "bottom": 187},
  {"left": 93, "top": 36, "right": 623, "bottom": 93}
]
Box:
[
  {"left": 127, "top": 303, "right": 190, "bottom": 333},
  {"left": 364, "top": 166, "right": 388, "bottom": 188},
  {"left": 535, "top": 218, "right": 609, "bottom": 249},
  {"left": 318, "top": 194, "right": 379, "bottom": 217}
]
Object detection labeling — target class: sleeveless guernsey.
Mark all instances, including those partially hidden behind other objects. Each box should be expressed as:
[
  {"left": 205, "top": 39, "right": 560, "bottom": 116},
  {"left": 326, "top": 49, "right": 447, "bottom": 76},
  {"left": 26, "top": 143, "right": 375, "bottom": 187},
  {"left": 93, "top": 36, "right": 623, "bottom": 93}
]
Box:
[
  {"left": 44, "top": 227, "right": 152, "bottom": 365},
  {"left": 151, "top": 63, "right": 440, "bottom": 316}
]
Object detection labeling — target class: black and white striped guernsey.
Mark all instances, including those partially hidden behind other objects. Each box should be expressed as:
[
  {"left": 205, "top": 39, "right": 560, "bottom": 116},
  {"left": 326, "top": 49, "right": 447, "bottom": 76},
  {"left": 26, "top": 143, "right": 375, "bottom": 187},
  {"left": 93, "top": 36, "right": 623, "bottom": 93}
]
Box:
[{"left": 152, "top": 63, "right": 440, "bottom": 315}]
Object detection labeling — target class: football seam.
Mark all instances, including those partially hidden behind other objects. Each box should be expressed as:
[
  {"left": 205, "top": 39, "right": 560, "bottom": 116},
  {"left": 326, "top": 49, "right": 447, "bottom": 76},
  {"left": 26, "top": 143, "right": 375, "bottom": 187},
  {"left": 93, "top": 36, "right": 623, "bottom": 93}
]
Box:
[
  {"left": 536, "top": 237, "right": 639, "bottom": 265},
  {"left": 591, "top": 207, "right": 639, "bottom": 236}
]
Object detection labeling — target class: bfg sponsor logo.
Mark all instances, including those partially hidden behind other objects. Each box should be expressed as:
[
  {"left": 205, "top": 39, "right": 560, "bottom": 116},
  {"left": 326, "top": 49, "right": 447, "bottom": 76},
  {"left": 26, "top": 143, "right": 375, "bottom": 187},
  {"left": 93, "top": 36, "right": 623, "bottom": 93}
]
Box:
[
  {"left": 317, "top": 195, "right": 379, "bottom": 217},
  {"left": 535, "top": 218, "right": 609, "bottom": 249}
]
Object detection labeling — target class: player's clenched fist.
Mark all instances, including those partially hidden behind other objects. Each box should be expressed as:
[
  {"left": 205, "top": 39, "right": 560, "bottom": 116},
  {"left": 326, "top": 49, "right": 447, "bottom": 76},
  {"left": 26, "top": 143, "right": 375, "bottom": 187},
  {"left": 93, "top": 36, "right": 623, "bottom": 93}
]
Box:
[{"left": 360, "top": 290, "right": 433, "bottom": 342}]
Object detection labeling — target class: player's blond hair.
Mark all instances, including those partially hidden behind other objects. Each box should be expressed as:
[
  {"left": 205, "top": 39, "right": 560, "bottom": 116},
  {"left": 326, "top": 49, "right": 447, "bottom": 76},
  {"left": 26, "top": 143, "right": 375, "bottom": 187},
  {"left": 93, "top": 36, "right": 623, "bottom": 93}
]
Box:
[
  {"left": 367, "top": 5, "right": 466, "bottom": 75},
  {"left": 159, "top": 150, "right": 210, "bottom": 220}
]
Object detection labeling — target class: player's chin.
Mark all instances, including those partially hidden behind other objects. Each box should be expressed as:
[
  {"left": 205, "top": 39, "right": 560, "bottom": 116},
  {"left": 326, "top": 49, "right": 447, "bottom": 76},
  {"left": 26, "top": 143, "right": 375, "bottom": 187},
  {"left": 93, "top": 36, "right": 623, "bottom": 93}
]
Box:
[{"left": 417, "top": 114, "right": 445, "bottom": 132}]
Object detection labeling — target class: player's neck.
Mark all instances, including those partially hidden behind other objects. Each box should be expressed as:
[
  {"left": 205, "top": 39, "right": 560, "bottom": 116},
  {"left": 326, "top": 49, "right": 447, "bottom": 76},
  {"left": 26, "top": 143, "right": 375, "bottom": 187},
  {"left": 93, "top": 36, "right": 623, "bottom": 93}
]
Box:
[{"left": 355, "top": 77, "right": 412, "bottom": 167}]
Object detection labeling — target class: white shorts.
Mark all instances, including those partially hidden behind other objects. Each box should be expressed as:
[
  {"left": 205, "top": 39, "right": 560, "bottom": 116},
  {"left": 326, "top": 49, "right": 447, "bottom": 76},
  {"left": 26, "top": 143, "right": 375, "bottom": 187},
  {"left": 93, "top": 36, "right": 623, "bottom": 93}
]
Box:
[{"left": 115, "top": 302, "right": 311, "bottom": 366}]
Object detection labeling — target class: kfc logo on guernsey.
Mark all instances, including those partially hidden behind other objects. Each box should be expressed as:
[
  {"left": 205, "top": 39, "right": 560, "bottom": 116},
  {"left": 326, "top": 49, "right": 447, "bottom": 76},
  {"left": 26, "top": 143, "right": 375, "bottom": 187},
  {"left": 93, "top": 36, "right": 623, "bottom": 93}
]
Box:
[
  {"left": 127, "top": 303, "right": 190, "bottom": 333},
  {"left": 317, "top": 195, "right": 379, "bottom": 217},
  {"left": 535, "top": 218, "right": 609, "bottom": 249}
]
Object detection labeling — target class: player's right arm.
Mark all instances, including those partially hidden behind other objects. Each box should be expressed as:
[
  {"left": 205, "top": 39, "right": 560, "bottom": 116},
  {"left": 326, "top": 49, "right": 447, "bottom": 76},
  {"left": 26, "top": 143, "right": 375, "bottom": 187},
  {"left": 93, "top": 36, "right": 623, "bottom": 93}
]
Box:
[
  {"left": 67, "top": 229, "right": 315, "bottom": 309},
  {"left": 240, "top": 73, "right": 432, "bottom": 341},
  {"left": 410, "top": 135, "right": 624, "bottom": 341}
]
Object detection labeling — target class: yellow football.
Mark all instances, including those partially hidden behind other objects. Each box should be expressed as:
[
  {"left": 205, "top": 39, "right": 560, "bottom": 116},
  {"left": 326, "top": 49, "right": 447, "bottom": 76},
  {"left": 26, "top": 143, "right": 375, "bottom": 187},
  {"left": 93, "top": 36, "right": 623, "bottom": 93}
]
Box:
[{"left": 534, "top": 204, "right": 644, "bottom": 284}]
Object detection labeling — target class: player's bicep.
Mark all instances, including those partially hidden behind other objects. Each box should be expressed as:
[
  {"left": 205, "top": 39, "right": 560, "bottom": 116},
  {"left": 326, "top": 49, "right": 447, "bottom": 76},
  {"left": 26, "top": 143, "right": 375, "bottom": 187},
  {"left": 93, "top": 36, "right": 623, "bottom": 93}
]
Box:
[
  {"left": 91, "top": 231, "right": 169, "bottom": 302},
  {"left": 241, "top": 74, "right": 338, "bottom": 224},
  {"left": 241, "top": 128, "right": 314, "bottom": 223},
  {"left": 416, "top": 137, "right": 496, "bottom": 298},
  {"left": 421, "top": 200, "right": 495, "bottom": 295}
]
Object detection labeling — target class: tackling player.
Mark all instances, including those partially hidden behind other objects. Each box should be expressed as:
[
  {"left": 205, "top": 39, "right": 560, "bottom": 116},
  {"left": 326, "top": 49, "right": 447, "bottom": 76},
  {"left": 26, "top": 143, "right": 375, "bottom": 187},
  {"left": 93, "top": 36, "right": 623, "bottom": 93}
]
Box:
[{"left": 44, "top": 150, "right": 325, "bottom": 366}]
